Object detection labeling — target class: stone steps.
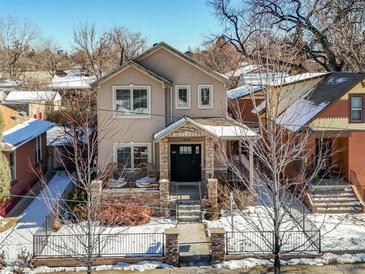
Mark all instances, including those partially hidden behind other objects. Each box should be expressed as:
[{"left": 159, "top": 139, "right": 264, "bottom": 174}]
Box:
[
  {"left": 309, "top": 182, "right": 363, "bottom": 214},
  {"left": 176, "top": 202, "right": 202, "bottom": 223}
]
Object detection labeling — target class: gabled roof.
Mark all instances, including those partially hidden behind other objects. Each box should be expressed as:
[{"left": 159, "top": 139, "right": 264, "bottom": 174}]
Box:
[
  {"left": 92, "top": 60, "right": 172, "bottom": 87},
  {"left": 3, "top": 118, "right": 54, "bottom": 149},
  {"left": 153, "top": 116, "right": 257, "bottom": 140},
  {"left": 276, "top": 72, "right": 365, "bottom": 132},
  {"left": 5, "top": 91, "right": 62, "bottom": 101},
  {"left": 134, "top": 42, "right": 231, "bottom": 85}
]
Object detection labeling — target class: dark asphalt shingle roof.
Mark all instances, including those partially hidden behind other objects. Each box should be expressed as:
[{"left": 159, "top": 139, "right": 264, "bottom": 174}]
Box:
[{"left": 306, "top": 72, "right": 365, "bottom": 106}]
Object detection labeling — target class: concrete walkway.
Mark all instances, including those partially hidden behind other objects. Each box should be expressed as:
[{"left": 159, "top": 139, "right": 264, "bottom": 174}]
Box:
[{"left": 176, "top": 223, "right": 210, "bottom": 266}]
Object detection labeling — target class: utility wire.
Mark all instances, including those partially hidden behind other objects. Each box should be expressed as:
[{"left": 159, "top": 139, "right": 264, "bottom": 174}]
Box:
[{"left": 2, "top": 99, "right": 365, "bottom": 132}]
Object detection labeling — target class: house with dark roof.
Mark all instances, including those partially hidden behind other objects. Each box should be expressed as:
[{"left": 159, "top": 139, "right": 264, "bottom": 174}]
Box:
[
  {"left": 92, "top": 42, "right": 258, "bottom": 217},
  {"left": 269, "top": 72, "right": 365, "bottom": 213},
  {"left": 0, "top": 105, "right": 54, "bottom": 216}
]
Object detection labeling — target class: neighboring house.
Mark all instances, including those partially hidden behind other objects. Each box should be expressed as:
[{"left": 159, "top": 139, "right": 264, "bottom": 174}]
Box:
[
  {"left": 260, "top": 72, "right": 365, "bottom": 213},
  {"left": 3, "top": 91, "right": 62, "bottom": 119},
  {"left": 50, "top": 70, "right": 96, "bottom": 90},
  {"left": 228, "top": 73, "right": 327, "bottom": 127},
  {"left": 92, "top": 42, "right": 257, "bottom": 213},
  {"left": 0, "top": 105, "right": 54, "bottom": 216}
]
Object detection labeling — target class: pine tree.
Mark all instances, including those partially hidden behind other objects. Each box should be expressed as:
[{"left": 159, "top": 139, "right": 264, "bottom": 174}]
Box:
[{"left": 0, "top": 112, "right": 11, "bottom": 203}]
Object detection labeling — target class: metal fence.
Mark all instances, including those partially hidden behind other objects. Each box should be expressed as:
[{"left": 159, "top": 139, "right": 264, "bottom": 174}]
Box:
[
  {"left": 226, "top": 230, "right": 321, "bottom": 255},
  {"left": 169, "top": 181, "right": 207, "bottom": 201},
  {"left": 33, "top": 232, "right": 165, "bottom": 258}
]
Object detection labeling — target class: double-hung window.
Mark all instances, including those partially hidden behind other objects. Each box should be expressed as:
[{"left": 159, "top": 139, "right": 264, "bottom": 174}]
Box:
[
  {"left": 198, "top": 85, "right": 213, "bottom": 108},
  {"left": 115, "top": 143, "right": 150, "bottom": 170},
  {"left": 175, "top": 85, "right": 190, "bottom": 109},
  {"left": 350, "top": 95, "right": 364, "bottom": 122},
  {"left": 114, "top": 86, "right": 150, "bottom": 117},
  {"left": 35, "top": 136, "right": 42, "bottom": 164}
]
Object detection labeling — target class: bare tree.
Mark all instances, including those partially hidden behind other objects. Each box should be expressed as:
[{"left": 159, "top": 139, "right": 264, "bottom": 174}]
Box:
[
  {"left": 214, "top": 37, "right": 340, "bottom": 273},
  {"left": 73, "top": 23, "right": 112, "bottom": 79},
  {"left": 110, "top": 27, "right": 147, "bottom": 66},
  {"left": 209, "top": 0, "right": 365, "bottom": 72},
  {"left": 0, "top": 16, "right": 39, "bottom": 79}
]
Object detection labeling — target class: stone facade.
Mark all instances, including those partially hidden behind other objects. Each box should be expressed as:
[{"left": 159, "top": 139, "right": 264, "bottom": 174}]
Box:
[
  {"left": 159, "top": 139, "right": 169, "bottom": 180},
  {"left": 205, "top": 136, "right": 215, "bottom": 179},
  {"left": 164, "top": 227, "right": 179, "bottom": 266},
  {"left": 159, "top": 179, "right": 170, "bottom": 216},
  {"left": 210, "top": 227, "right": 225, "bottom": 264},
  {"left": 207, "top": 178, "right": 218, "bottom": 209}
]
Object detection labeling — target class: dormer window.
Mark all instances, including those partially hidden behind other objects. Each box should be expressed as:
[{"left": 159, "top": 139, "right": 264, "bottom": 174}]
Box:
[
  {"left": 350, "top": 95, "right": 363, "bottom": 122},
  {"left": 198, "top": 84, "right": 213, "bottom": 108},
  {"left": 175, "top": 85, "right": 191, "bottom": 109}
]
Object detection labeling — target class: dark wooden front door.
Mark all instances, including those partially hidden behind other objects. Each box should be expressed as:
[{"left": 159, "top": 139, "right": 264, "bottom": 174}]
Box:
[
  {"left": 171, "top": 144, "right": 201, "bottom": 182},
  {"left": 316, "top": 138, "right": 332, "bottom": 172}
]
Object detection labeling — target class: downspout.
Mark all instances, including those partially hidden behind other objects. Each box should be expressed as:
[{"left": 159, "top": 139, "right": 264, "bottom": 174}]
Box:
[{"left": 170, "top": 85, "right": 173, "bottom": 123}]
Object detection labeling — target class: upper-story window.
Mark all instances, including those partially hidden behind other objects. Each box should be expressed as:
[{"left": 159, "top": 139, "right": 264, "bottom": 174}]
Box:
[
  {"left": 175, "top": 85, "right": 190, "bottom": 109},
  {"left": 350, "top": 95, "right": 363, "bottom": 122},
  {"left": 35, "top": 136, "right": 42, "bottom": 164},
  {"left": 114, "top": 86, "right": 151, "bottom": 118},
  {"left": 198, "top": 84, "right": 213, "bottom": 108}
]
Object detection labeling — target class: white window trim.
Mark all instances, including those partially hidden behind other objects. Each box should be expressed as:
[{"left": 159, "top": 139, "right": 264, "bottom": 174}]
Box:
[
  {"left": 35, "top": 135, "right": 42, "bottom": 164},
  {"left": 175, "top": 85, "right": 191, "bottom": 109},
  {"left": 112, "top": 85, "right": 152, "bottom": 119},
  {"left": 10, "top": 151, "right": 16, "bottom": 181},
  {"left": 198, "top": 84, "right": 214, "bottom": 109},
  {"left": 113, "top": 143, "right": 151, "bottom": 170}
]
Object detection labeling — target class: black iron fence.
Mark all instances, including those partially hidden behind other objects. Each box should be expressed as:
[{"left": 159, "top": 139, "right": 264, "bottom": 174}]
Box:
[
  {"left": 169, "top": 181, "right": 207, "bottom": 201},
  {"left": 33, "top": 232, "right": 165, "bottom": 258},
  {"left": 226, "top": 230, "right": 321, "bottom": 255}
]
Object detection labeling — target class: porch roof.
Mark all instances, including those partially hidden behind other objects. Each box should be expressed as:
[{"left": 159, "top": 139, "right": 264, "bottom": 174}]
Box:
[{"left": 153, "top": 116, "right": 258, "bottom": 140}]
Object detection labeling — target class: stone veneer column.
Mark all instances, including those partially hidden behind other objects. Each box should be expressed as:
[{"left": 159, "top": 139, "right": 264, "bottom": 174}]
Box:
[
  {"left": 207, "top": 178, "right": 218, "bottom": 209},
  {"left": 159, "top": 179, "right": 169, "bottom": 216},
  {"left": 159, "top": 138, "right": 169, "bottom": 180},
  {"left": 205, "top": 136, "right": 215, "bottom": 179},
  {"left": 210, "top": 227, "right": 225, "bottom": 264},
  {"left": 164, "top": 227, "right": 179, "bottom": 266},
  {"left": 90, "top": 180, "right": 102, "bottom": 204}
]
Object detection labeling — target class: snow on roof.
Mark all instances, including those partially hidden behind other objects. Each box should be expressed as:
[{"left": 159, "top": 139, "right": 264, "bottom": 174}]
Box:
[
  {"left": 50, "top": 74, "right": 96, "bottom": 89},
  {"left": 153, "top": 117, "right": 258, "bottom": 140},
  {"left": 271, "top": 72, "right": 328, "bottom": 86},
  {"left": 0, "top": 79, "right": 23, "bottom": 88},
  {"left": 226, "top": 63, "right": 262, "bottom": 78},
  {"left": 46, "top": 126, "right": 72, "bottom": 147},
  {"left": 3, "top": 118, "right": 54, "bottom": 147},
  {"left": 228, "top": 85, "right": 262, "bottom": 99},
  {"left": 5, "top": 91, "right": 62, "bottom": 102},
  {"left": 276, "top": 95, "right": 328, "bottom": 132}
]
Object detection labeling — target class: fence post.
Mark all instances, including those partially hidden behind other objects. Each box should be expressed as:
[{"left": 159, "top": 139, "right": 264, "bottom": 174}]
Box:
[
  {"left": 164, "top": 228, "right": 179, "bottom": 266},
  {"left": 210, "top": 227, "right": 225, "bottom": 264},
  {"left": 98, "top": 234, "right": 101, "bottom": 257}
]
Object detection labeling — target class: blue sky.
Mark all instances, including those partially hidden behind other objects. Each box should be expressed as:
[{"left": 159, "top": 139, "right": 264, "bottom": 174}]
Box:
[{"left": 0, "top": 0, "right": 223, "bottom": 52}]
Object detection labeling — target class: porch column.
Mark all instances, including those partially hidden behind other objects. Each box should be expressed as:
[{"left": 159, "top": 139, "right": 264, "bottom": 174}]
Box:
[
  {"left": 205, "top": 136, "right": 215, "bottom": 179},
  {"left": 160, "top": 138, "right": 169, "bottom": 180},
  {"left": 249, "top": 141, "right": 254, "bottom": 185}
]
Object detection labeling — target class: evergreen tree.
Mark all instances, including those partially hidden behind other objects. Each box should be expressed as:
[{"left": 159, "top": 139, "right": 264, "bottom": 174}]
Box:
[{"left": 0, "top": 112, "right": 11, "bottom": 203}]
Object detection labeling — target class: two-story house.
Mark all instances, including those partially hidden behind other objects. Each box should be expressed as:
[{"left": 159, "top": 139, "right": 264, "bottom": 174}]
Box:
[
  {"left": 248, "top": 72, "right": 365, "bottom": 213},
  {"left": 92, "top": 42, "right": 257, "bottom": 214}
]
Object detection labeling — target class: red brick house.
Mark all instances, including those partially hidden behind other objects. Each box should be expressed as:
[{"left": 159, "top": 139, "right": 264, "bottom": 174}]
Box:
[{"left": 0, "top": 105, "right": 54, "bottom": 216}]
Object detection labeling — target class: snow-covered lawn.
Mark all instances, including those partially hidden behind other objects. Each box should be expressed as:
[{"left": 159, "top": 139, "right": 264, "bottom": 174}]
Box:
[
  {"left": 0, "top": 172, "right": 72, "bottom": 262},
  {"left": 206, "top": 206, "right": 365, "bottom": 253},
  {"left": 215, "top": 252, "right": 365, "bottom": 269}
]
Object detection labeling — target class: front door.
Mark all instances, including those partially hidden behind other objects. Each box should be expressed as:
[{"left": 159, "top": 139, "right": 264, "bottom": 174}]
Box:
[{"left": 171, "top": 144, "right": 201, "bottom": 182}]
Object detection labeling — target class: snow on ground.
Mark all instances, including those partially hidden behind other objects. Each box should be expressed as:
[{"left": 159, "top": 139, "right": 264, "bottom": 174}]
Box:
[
  {"left": 0, "top": 172, "right": 71, "bottom": 262},
  {"left": 215, "top": 253, "right": 365, "bottom": 269},
  {"left": 0, "top": 260, "right": 173, "bottom": 273},
  {"left": 309, "top": 213, "right": 365, "bottom": 251},
  {"left": 205, "top": 206, "right": 365, "bottom": 253}
]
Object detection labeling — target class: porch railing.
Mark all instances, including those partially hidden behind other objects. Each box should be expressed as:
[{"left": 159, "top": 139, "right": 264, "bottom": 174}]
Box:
[{"left": 350, "top": 170, "right": 365, "bottom": 207}]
